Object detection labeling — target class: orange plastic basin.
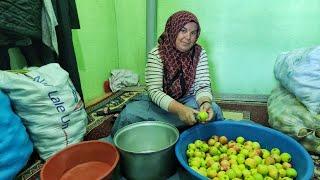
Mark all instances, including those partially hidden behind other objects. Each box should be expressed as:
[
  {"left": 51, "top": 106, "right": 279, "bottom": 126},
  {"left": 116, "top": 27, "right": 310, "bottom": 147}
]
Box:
[{"left": 40, "top": 140, "right": 119, "bottom": 180}]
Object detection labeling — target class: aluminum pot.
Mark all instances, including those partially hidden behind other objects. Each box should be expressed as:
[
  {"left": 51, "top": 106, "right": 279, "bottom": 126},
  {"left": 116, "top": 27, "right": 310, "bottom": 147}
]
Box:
[{"left": 113, "top": 121, "right": 179, "bottom": 180}]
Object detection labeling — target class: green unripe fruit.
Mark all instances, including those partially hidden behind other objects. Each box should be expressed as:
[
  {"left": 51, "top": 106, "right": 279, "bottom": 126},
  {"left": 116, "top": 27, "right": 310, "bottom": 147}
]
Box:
[{"left": 197, "top": 111, "right": 208, "bottom": 122}]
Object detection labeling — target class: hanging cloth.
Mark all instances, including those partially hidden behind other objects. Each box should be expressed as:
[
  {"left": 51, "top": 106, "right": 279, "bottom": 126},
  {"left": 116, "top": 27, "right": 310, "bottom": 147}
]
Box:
[{"left": 51, "top": 0, "right": 83, "bottom": 99}]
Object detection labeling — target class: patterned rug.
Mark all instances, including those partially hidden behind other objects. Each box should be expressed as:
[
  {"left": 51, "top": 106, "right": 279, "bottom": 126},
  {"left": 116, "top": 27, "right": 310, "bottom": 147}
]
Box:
[
  {"left": 312, "top": 154, "right": 320, "bottom": 179},
  {"left": 15, "top": 89, "right": 320, "bottom": 180}
]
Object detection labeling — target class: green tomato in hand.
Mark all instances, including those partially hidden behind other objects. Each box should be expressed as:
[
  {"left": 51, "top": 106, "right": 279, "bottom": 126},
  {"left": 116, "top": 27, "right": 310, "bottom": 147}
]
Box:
[{"left": 197, "top": 111, "right": 208, "bottom": 122}]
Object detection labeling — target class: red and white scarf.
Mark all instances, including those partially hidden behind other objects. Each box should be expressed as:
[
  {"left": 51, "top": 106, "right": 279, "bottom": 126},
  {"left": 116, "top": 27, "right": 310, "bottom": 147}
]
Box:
[{"left": 158, "top": 11, "right": 202, "bottom": 99}]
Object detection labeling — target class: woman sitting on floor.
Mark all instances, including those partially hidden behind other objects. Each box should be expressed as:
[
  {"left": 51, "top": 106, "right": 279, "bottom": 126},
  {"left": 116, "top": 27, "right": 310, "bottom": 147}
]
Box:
[{"left": 111, "top": 10, "right": 223, "bottom": 137}]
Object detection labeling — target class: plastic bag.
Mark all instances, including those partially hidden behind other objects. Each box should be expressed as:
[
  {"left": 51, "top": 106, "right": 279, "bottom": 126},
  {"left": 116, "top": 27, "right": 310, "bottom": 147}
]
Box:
[
  {"left": 109, "top": 69, "right": 139, "bottom": 92},
  {"left": 0, "top": 63, "right": 88, "bottom": 160},
  {"left": 268, "top": 86, "right": 320, "bottom": 154},
  {"left": 274, "top": 46, "right": 320, "bottom": 114},
  {"left": 0, "top": 90, "right": 33, "bottom": 179}
]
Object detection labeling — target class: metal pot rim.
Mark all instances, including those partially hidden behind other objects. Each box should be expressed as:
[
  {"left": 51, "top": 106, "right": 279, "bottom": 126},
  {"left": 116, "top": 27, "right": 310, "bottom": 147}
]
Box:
[{"left": 113, "top": 121, "right": 179, "bottom": 154}]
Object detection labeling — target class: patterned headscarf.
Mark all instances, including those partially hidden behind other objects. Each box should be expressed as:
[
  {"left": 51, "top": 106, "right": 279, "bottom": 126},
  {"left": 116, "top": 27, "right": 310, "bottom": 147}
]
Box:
[{"left": 158, "top": 10, "right": 202, "bottom": 99}]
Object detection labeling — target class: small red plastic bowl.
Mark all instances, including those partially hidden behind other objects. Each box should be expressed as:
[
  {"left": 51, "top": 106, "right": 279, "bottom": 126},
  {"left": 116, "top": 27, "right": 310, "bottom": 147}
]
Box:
[{"left": 40, "top": 140, "right": 119, "bottom": 180}]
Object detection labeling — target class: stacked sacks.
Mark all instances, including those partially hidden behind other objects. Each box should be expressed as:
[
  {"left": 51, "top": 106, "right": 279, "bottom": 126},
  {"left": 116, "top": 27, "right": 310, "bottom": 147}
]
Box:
[
  {"left": 0, "top": 90, "right": 33, "bottom": 180},
  {"left": 268, "top": 46, "right": 320, "bottom": 154}
]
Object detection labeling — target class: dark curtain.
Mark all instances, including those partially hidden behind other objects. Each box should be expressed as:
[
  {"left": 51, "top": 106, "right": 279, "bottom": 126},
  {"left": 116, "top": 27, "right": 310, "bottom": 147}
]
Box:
[
  {"left": 52, "top": 0, "right": 83, "bottom": 99},
  {"left": 0, "top": 47, "right": 10, "bottom": 70}
]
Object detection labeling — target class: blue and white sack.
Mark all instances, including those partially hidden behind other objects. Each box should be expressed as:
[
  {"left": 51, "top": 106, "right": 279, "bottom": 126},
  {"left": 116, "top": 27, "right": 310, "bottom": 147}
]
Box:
[
  {"left": 0, "top": 90, "right": 33, "bottom": 179},
  {"left": 0, "top": 63, "right": 88, "bottom": 160},
  {"left": 274, "top": 46, "right": 320, "bottom": 114}
]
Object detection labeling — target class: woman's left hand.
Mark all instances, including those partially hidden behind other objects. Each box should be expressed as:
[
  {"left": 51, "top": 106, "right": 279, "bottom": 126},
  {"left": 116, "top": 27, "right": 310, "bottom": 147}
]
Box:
[{"left": 200, "top": 102, "right": 215, "bottom": 122}]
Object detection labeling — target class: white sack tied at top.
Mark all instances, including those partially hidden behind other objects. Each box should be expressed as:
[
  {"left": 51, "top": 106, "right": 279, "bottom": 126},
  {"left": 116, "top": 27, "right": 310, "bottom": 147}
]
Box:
[
  {"left": 0, "top": 63, "right": 88, "bottom": 160},
  {"left": 109, "top": 69, "right": 139, "bottom": 92}
]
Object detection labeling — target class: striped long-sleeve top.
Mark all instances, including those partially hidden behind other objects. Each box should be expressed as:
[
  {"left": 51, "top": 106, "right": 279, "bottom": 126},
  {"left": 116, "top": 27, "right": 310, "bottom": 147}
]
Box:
[{"left": 145, "top": 46, "right": 213, "bottom": 111}]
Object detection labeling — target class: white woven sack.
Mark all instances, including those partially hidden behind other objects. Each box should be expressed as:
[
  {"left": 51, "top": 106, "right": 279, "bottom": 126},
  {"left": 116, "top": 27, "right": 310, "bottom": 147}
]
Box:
[{"left": 0, "top": 63, "right": 88, "bottom": 160}]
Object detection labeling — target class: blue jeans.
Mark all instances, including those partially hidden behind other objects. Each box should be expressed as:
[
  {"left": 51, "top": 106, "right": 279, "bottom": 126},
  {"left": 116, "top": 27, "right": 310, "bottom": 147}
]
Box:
[{"left": 110, "top": 94, "right": 224, "bottom": 137}]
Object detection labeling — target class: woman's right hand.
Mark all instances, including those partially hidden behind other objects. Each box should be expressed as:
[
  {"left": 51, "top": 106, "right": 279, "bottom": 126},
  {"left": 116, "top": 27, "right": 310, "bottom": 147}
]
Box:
[
  {"left": 168, "top": 100, "right": 199, "bottom": 125},
  {"left": 176, "top": 105, "right": 199, "bottom": 125}
]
